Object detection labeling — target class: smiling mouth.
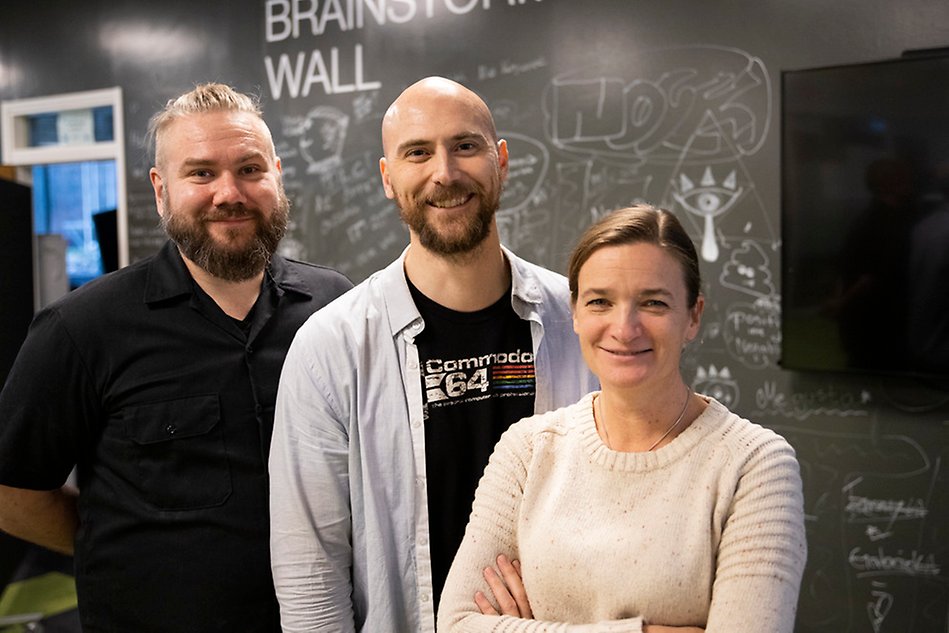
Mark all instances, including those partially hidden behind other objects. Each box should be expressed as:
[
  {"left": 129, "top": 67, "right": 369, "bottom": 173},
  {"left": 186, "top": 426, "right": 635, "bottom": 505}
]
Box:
[
  {"left": 603, "top": 347, "right": 651, "bottom": 357},
  {"left": 428, "top": 193, "right": 474, "bottom": 209},
  {"left": 206, "top": 212, "right": 255, "bottom": 224}
]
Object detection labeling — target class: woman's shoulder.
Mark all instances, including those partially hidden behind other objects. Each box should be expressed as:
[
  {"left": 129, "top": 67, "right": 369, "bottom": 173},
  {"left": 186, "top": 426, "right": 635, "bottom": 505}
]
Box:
[
  {"left": 701, "top": 397, "right": 799, "bottom": 469},
  {"left": 514, "top": 392, "right": 596, "bottom": 433},
  {"left": 498, "top": 392, "right": 597, "bottom": 450}
]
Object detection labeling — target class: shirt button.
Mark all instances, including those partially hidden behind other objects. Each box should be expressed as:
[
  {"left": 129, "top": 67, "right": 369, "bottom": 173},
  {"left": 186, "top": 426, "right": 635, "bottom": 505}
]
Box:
[
  {"left": 418, "top": 534, "right": 428, "bottom": 546},
  {"left": 165, "top": 424, "right": 177, "bottom": 435},
  {"left": 420, "top": 592, "right": 430, "bottom": 602}
]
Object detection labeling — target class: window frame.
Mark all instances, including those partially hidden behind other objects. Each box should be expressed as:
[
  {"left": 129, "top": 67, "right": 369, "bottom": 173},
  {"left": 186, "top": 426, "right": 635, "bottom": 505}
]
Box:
[{"left": 1, "top": 87, "right": 128, "bottom": 268}]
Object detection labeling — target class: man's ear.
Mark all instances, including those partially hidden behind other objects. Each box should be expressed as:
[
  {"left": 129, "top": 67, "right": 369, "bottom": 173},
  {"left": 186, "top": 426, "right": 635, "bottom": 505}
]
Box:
[
  {"left": 379, "top": 156, "right": 395, "bottom": 200},
  {"left": 497, "top": 139, "right": 509, "bottom": 181},
  {"left": 149, "top": 167, "right": 165, "bottom": 218}
]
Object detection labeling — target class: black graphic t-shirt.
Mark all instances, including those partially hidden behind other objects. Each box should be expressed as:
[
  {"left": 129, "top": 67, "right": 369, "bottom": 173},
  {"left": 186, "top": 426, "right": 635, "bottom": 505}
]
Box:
[{"left": 408, "top": 279, "right": 536, "bottom": 610}]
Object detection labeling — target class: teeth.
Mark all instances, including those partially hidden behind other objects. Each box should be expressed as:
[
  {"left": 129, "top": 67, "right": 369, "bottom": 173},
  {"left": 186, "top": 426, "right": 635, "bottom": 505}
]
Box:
[{"left": 430, "top": 196, "right": 469, "bottom": 208}]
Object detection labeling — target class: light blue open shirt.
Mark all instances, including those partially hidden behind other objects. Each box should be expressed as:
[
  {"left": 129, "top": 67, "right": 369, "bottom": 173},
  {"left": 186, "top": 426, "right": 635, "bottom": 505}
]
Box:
[{"left": 270, "top": 246, "right": 598, "bottom": 633}]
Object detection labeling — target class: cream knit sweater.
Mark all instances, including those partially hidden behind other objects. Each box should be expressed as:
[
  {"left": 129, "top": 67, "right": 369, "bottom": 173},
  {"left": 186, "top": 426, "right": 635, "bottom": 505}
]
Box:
[{"left": 437, "top": 392, "right": 807, "bottom": 633}]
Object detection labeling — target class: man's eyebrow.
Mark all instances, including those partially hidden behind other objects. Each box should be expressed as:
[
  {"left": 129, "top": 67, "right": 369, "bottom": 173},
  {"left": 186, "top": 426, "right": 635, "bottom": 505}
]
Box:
[
  {"left": 180, "top": 158, "right": 214, "bottom": 167},
  {"left": 179, "top": 151, "right": 268, "bottom": 169},
  {"left": 235, "top": 151, "right": 268, "bottom": 164},
  {"left": 394, "top": 132, "right": 487, "bottom": 156},
  {"left": 394, "top": 138, "right": 429, "bottom": 155}
]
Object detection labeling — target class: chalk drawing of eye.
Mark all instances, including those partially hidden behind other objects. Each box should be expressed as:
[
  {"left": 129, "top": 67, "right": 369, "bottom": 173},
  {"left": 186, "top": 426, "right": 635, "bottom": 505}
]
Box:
[{"left": 672, "top": 166, "right": 743, "bottom": 262}]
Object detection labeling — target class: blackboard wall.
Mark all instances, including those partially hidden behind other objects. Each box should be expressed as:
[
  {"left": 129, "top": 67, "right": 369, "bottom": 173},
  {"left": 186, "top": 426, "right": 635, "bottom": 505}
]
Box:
[{"left": 2, "top": 2, "right": 948, "bottom": 631}]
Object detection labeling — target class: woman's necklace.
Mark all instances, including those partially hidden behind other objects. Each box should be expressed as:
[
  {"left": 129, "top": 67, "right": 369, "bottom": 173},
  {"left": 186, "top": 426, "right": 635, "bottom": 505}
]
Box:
[{"left": 596, "top": 385, "right": 692, "bottom": 451}]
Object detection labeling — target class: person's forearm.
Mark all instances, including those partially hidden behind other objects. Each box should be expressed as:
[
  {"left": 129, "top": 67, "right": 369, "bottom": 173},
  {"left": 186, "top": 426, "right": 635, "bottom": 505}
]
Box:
[{"left": 0, "top": 484, "right": 79, "bottom": 555}]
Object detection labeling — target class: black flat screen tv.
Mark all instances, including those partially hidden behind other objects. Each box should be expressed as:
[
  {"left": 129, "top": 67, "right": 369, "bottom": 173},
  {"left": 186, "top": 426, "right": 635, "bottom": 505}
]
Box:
[{"left": 781, "top": 52, "right": 949, "bottom": 378}]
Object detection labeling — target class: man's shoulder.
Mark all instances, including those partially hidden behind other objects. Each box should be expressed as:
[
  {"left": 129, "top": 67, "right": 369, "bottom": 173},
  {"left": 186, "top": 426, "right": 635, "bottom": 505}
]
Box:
[
  {"left": 50, "top": 255, "right": 152, "bottom": 312},
  {"left": 506, "top": 250, "right": 570, "bottom": 296},
  {"left": 279, "top": 256, "right": 350, "bottom": 283},
  {"left": 274, "top": 256, "right": 354, "bottom": 297},
  {"left": 295, "top": 265, "right": 394, "bottom": 331}
]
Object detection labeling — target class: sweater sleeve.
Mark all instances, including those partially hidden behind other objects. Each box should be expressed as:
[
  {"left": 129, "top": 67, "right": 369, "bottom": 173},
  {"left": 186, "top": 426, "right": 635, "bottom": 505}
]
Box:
[
  {"left": 437, "top": 415, "right": 645, "bottom": 633},
  {"left": 704, "top": 429, "right": 808, "bottom": 633}
]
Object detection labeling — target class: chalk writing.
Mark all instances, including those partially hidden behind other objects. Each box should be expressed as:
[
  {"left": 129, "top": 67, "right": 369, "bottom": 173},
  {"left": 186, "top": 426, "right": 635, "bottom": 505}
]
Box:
[
  {"left": 479, "top": 56, "right": 547, "bottom": 81},
  {"left": 543, "top": 46, "right": 770, "bottom": 163},
  {"left": 755, "top": 381, "right": 870, "bottom": 420},
  {"left": 845, "top": 494, "right": 929, "bottom": 524},
  {"left": 867, "top": 581, "right": 893, "bottom": 633},
  {"left": 722, "top": 298, "right": 780, "bottom": 368},
  {"left": 849, "top": 547, "right": 941, "bottom": 578}
]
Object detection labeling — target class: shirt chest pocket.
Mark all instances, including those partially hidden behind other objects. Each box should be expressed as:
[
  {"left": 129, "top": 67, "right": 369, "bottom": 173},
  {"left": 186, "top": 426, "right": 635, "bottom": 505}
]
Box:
[{"left": 124, "top": 394, "right": 232, "bottom": 510}]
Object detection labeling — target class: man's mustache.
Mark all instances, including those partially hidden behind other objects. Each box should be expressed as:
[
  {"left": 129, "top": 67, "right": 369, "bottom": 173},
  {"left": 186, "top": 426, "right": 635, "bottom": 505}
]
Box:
[{"left": 201, "top": 204, "right": 259, "bottom": 221}]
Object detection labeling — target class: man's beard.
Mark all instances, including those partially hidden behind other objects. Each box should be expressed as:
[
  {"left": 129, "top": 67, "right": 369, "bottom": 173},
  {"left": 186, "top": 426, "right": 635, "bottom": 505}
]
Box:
[
  {"left": 397, "top": 175, "right": 501, "bottom": 257},
  {"left": 161, "top": 188, "right": 290, "bottom": 282}
]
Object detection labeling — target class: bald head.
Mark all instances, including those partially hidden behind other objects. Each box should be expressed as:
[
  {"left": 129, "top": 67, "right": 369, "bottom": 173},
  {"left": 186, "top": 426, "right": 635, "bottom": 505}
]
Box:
[{"left": 381, "top": 77, "right": 498, "bottom": 158}]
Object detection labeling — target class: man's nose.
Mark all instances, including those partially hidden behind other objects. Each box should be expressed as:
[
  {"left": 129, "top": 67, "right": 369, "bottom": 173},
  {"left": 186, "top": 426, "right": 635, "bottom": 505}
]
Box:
[
  {"left": 431, "top": 151, "right": 460, "bottom": 186},
  {"left": 212, "top": 171, "right": 247, "bottom": 207}
]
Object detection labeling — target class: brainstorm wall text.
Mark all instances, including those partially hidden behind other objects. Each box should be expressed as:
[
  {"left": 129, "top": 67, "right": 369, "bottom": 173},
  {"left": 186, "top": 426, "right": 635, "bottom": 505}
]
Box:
[{"left": 264, "top": 0, "right": 542, "bottom": 98}]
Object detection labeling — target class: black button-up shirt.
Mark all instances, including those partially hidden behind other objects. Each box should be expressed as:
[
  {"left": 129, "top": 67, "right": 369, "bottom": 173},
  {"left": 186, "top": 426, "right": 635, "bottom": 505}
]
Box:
[{"left": 0, "top": 241, "right": 352, "bottom": 632}]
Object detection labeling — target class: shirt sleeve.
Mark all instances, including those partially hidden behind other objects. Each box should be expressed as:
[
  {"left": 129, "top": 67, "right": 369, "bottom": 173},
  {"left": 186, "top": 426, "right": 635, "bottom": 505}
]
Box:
[
  {"left": 437, "top": 421, "right": 645, "bottom": 633},
  {"left": 0, "top": 307, "right": 95, "bottom": 488},
  {"left": 704, "top": 431, "right": 808, "bottom": 633},
  {"left": 269, "top": 323, "right": 356, "bottom": 633}
]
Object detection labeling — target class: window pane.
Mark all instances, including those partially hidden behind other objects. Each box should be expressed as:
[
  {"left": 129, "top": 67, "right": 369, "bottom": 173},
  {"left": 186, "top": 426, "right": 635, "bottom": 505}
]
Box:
[
  {"left": 26, "top": 106, "right": 114, "bottom": 147},
  {"left": 32, "top": 159, "right": 118, "bottom": 288}
]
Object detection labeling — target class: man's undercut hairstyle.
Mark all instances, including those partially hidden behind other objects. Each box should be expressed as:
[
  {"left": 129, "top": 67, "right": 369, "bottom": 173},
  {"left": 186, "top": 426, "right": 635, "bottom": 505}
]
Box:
[{"left": 147, "top": 82, "right": 265, "bottom": 167}]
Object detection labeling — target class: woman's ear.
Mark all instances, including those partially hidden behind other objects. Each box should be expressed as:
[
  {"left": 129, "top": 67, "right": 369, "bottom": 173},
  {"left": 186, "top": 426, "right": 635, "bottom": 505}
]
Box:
[{"left": 686, "top": 294, "right": 705, "bottom": 343}]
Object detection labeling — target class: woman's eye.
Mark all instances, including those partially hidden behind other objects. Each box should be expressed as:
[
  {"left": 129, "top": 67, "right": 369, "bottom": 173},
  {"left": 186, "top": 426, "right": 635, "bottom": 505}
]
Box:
[{"left": 643, "top": 299, "right": 670, "bottom": 309}]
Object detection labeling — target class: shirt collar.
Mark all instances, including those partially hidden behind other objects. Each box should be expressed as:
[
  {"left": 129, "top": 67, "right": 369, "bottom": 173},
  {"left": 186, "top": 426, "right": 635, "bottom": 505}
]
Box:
[
  {"left": 143, "top": 240, "right": 311, "bottom": 305},
  {"left": 378, "top": 244, "right": 543, "bottom": 336},
  {"left": 504, "top": 244, "right": 543, "bottom": 306}
]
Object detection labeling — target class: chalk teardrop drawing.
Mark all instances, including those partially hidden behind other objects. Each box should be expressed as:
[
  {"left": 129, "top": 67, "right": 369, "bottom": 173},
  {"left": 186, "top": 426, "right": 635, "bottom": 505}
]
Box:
[{"left": 672, "top": 166, "right": 743, "bottom": 261}]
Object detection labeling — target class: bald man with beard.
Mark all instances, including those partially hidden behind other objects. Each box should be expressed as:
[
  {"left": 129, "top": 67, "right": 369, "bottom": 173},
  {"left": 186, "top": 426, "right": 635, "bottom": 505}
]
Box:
[{"left": 269, "top": 77, "right": 597, "bottom": 633}]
